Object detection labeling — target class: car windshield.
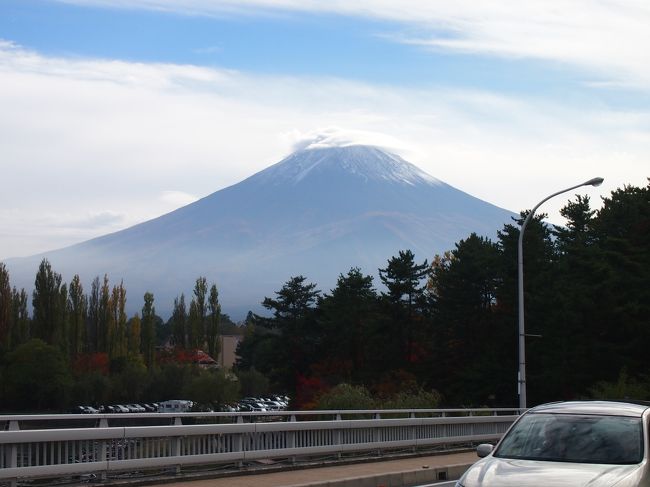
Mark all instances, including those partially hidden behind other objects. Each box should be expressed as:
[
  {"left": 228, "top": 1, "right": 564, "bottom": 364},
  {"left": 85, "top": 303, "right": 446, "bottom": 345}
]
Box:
[{"left": 494, "top": 412, "right": 643, "bottom": 464}]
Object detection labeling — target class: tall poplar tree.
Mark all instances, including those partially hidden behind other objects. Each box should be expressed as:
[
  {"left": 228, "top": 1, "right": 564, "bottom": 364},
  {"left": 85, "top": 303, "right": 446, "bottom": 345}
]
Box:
[
  {"left": 0, "top": 263, "right": 11, "bottom": 348},
  {"left": 32, "top": 259, "right": 65, "bottom": 346},
  {"left": 58, "top": 283, "right": 70, "bottom": 356},
  {"left": 190, "top": 277, "right": 208, "bottom": 348},
  {"left": 11, "top": 287, "right": 29, "bottom": 346},
  {"left": 171, "top": 294, "right": 187, "bottom": 348},
  {"left": 67, "top": 274, "right": 87, "bottom": 356},
  {"left": 87, "top": 276, "right": 100, "bottom": 353},
  {"left": 141, "top": 292, "right": 156, "bottom": 368},
  {"left": 207, "top": 284, "right": 221, "bottom": 359},
  {"left": 127, "top": 314, "right": 141, "bottom": 356},
  {"left": 110, "top": 282, "right": 127, "bottom": 360},
  {"left": 98, "top": 275, "right": 111, "bottom": 353}
]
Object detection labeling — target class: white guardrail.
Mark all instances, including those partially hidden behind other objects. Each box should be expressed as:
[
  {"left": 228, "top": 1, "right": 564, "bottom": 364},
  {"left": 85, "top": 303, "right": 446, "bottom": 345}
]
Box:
[{"left": 0, "top": 408, "right": 520, "bottom": 485}]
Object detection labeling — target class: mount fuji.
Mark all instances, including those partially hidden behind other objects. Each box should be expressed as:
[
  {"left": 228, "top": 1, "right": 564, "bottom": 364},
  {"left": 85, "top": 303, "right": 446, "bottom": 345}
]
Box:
[{"left": 6, "top": 145, "right": 516, "bottom": 319}]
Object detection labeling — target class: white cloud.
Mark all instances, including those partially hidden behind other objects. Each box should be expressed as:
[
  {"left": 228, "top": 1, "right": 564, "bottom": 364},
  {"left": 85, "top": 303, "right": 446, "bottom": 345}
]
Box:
[
  {"left": 160, "top": 190, "right": 200, "bottom": 206},
  {"left": 51, "top": 0, "right": 650, "bottom": 89},
  {"left": 286, "top": 127, "right": 407, "bottom": 153},
  {"left": 0, "top": 42, "right": 648, "bottom": 259}
]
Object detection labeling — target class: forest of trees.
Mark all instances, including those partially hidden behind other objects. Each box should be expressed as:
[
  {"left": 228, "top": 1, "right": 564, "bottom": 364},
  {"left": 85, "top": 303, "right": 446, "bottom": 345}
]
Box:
[
  {"left": 0, "top": 181, "right": 648, "bottom": 411},
  {"left": 236, "top": 182, "right": 650, "bottom": 407}
]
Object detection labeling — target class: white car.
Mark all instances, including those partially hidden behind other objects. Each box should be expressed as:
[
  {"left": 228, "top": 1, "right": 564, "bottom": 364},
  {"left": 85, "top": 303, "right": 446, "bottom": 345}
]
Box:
[
  {"left": 126, "top": 403, "right": 146, "bottom": 413},
  {"left": 456, "top": 400, "right": 650, "bottom": 487}
]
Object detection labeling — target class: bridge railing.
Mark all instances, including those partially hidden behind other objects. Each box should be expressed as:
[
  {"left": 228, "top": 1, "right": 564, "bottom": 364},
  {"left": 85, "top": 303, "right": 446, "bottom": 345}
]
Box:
[{"left": 0, "top": 408, "right": 520, "bottom": 485}]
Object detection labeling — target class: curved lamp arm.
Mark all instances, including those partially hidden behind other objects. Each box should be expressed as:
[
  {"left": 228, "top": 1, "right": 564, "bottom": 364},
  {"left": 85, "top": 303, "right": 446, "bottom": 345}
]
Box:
[{"left": 517, "top": 177, "right": 603, "bottom": 410}]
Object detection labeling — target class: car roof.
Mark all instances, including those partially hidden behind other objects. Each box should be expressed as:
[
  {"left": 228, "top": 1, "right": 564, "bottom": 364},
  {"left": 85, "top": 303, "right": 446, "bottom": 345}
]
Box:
[{"left": 528, "top": 400, "right": 650, "bottom": 418}]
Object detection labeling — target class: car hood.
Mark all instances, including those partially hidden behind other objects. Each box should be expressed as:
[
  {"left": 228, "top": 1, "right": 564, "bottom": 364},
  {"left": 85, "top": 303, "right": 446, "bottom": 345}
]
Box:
[{"left": 462, "top": 456, "right": 642, "bottom": 487}]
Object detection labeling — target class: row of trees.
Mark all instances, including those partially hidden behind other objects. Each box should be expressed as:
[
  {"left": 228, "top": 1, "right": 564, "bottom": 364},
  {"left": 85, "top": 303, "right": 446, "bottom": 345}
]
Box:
[
  {"left": 0, "top": 181, "right": 647, "bottom": 410},
  {"left": 0, "top": 264, "right": 222, "bottom": 366},
  {"left": 236, "top": 182, "right": 650, "bottom": 407},
  {"left": 0, "top": 263, "right": 227, "bottom": 411}
]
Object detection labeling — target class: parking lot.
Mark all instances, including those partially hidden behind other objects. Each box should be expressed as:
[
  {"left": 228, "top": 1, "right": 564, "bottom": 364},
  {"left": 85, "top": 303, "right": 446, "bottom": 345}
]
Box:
[{"left": 69, "top": 395, "right": 290, "bottom": 414}]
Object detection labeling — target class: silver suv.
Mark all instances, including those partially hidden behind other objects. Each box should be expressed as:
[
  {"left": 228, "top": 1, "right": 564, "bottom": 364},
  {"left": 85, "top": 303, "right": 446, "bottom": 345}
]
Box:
[{"left": 456, "top": 401, "right": 650, "bottom": 487}]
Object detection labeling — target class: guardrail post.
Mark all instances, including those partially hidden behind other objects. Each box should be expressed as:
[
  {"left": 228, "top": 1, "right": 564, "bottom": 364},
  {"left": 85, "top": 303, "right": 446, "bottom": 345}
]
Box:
[
  {"left": 289, "top": 414, "right": 296, "bottom": 464},
  {"left": 7, "top": 420, "right": 19, "bottom": 487},
  {"left": 374, "top": 413, "right": 381, "bottom": 456},
  {"left": 409, "top": 411, "right": 416, "bottom": 453},
  {"left": 96, "top": 417, "right": 109, "bottom": 481},
  {"left": 171, "top": 417, "right": 182, "bottom": 474},
  {"left": 99, "top": 439, "right": 108, "bottom": 481},
  {"left": 335, "top": 413, "right": 342, "bottom": 460},
  {"left": 236, "top": 415, "right": 244, "bottom": 468},
  {"left": 441, "top": 411, "right": 449, "bottom": 451}
]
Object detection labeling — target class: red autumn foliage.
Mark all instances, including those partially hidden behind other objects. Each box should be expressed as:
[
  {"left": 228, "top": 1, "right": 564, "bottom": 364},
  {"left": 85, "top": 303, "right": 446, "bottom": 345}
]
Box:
[
  {"left": 72, "top": 353, "right": 110, "bottom": 376},
  {"left": 157, "top": 347, "right": 216, "bottom": 367},
  {"left": 294, "top": 373, "right": 329, "bottom": 410}
]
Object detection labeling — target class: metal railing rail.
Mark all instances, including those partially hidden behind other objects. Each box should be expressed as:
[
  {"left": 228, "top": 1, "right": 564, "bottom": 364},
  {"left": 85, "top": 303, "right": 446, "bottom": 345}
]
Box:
[{"left": 0, "top": 408, "right": 520, "bottom": 485}]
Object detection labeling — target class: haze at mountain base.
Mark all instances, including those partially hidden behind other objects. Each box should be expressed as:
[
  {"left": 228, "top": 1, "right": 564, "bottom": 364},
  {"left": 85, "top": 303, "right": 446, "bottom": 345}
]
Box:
[{"left": 5, "top": 145, "right": 516, "bottom": 320}]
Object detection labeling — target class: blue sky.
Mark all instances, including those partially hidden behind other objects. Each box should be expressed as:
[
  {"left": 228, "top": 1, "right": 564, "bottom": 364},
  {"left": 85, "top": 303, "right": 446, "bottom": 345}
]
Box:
[
  {"left": 0, "top": 1, "right": 573, "bottom": 93},
  {"left": 2, "top": 0, "right": 638, "bottom": 101},
  {"left": 1, "top": 0, "right": 649, "bottom": 259}
]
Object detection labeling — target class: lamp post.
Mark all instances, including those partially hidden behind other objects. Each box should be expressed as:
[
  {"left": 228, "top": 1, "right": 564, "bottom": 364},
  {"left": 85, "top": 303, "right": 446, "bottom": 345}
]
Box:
[{"left": 517, "top": 177, "right": 604, "bottom": 410}]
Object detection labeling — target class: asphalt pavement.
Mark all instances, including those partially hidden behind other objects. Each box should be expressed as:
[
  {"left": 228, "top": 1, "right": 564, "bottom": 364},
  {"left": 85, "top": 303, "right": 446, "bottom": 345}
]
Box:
[{"left": 155, "top": 451, "right": 477, "bottom": 487}]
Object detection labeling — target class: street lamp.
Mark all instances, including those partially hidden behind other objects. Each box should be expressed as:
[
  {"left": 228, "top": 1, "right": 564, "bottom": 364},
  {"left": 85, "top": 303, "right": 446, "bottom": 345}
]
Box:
[{"left": 517, "top": 177, "right": 604, "bottom": 410}]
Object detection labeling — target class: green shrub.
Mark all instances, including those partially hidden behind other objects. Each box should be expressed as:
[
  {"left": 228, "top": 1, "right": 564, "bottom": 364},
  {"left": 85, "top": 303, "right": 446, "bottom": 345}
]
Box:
[
  {"left": 588, "top": 369, "right": 650, "bottom": 401},
  {"left": 316, "top": 383, "right": 376, "bottom": 410},
  {"left": 381, "top": 389, "right": 441, "bottom": 409}
]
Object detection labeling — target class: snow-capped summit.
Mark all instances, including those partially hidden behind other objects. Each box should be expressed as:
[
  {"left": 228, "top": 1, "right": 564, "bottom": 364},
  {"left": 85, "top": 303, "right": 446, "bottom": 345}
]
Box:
[
  {"left": 5, "top": 144, "right": 516, "bottom": 319},
  {"left": 255, "top": 145, "right": 442, "bottom": 187}
]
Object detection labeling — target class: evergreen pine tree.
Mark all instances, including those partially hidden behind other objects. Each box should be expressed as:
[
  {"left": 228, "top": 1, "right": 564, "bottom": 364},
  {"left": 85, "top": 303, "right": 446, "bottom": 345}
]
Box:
[{"left": 378, "top": 250, "right": 429, "bottom": 368}]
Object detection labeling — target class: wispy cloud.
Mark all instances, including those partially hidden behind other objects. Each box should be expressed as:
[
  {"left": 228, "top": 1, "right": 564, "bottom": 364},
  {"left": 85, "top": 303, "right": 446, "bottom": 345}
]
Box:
[
  {"left": 51, "top": 0, "right": 650, "bottom": 89},
  {"left": 287, "top": 127, "right": 408, "bottom": 153}
]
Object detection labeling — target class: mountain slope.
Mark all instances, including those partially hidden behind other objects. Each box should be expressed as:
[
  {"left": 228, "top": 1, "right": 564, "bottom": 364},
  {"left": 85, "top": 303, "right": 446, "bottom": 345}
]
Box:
[{"left": 5, "top": 145, "right": 516, "bottom": 318}]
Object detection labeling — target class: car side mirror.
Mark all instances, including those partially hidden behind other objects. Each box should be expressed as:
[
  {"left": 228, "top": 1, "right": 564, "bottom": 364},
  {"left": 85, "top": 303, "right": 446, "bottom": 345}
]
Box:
[{"left": 476, "top": 443, "right": 494, "bottom": 458}]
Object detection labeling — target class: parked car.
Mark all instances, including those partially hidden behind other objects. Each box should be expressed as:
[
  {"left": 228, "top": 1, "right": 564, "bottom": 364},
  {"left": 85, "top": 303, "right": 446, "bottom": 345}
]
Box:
[
  {"left": 456, "top": 400, "right": 650, "bottom": 487},
  {"left": 69, "top": 405, "right": 98, "bottom": 414},
  {"left": 158, "top": 400, "right": 193, "bottom": 413},
  {"left": 261, "top": 400, "right": 283, "bottom": 411}
]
